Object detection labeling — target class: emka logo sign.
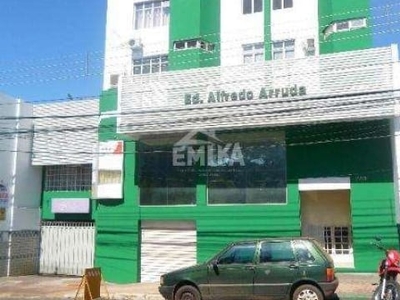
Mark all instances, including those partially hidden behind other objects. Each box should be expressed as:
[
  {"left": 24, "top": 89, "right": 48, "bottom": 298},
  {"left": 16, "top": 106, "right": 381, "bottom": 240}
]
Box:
[{"left": 172, "top": 130, "right": 245, "bottom": 167}]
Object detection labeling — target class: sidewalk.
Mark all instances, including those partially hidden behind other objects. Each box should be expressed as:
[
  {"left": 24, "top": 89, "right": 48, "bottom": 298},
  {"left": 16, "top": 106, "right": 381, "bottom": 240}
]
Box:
[{"left": 0, "top": 273, "right": 379, "bottom": 300}]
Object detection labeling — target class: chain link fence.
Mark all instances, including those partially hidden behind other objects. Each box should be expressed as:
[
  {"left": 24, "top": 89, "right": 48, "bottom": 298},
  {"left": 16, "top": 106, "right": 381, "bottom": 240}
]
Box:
[{"left": 0, "top": 230, "right": 40, "bottom": 277}]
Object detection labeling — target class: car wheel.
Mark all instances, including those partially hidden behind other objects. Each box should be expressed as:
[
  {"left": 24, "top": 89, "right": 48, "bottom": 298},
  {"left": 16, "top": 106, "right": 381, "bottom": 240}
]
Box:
[
  {"left": 174, "top": 285, "right": 201, "bottom": 300},
  {"left": 292, "top": 284, "right": 323, "bottom": 300}
]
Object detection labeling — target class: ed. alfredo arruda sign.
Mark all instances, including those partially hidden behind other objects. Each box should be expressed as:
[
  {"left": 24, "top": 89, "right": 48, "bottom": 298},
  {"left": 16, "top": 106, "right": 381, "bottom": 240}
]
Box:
[{"left": 184, "top": 85, "right": 307, "bottom": 105}]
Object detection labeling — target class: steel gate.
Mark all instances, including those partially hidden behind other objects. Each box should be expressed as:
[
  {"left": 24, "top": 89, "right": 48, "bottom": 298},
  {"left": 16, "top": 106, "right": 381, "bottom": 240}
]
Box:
[
  {"left": 140, "top": 221, "right": 197, "bottom": 282},
  {"left": 39, "top": 221, "right": 95, "bottom": 276}
]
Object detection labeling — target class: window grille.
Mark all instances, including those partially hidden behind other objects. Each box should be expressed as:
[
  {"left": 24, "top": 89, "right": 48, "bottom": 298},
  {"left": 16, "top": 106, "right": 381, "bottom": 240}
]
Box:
[
  {"left": 243, "top": 0, "right": 263, "bottom": 14},
  {"left": 173, "top": 39, "right": 215, "bottom": 52},
  {"left": 133, "top": 55, "right": 168, "bottom": 74},
  {"left": 134, "top": 0, "right": 170, "bottom": 30},
  {"left": 324, "top": 226, "right": 352, "bottom": 255},
  {"left": 44, "top": 164, "right": 92, "bottom": 191},
  {"left": 272, "top": 0, "right": 293, "bottom": 10},
  {"left": 272, "top": 40, "right": 295, "bottom": 59},
  {"left": 243, "top": 43, "right": 264, "bottom": 64},
  {"left": 323, "top": 18, "right": 367, "bottom": 39}
]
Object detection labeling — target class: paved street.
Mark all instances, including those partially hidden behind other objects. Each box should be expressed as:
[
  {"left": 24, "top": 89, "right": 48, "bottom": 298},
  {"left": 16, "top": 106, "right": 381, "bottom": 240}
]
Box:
[{"left": 0, "top": 273, "right": 378, "bottom": 299}]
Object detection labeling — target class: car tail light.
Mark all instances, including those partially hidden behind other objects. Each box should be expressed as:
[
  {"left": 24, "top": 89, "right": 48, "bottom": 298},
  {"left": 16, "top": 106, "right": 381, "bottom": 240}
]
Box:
[{"left": 326, "top": 267, "right": 335, "bottom": 281}]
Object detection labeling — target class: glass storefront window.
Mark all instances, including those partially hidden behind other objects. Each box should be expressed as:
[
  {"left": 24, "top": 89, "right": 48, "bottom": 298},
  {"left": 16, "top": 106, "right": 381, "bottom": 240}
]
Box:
[
  {"left": 207, "top": 130, "right": 286, "bottom": 205},
  {"left": 138, "top": 138, "right": 196, "bottom": 205},
  {"left": 137, "top": 129, "right": 286, "bottom": 206}
]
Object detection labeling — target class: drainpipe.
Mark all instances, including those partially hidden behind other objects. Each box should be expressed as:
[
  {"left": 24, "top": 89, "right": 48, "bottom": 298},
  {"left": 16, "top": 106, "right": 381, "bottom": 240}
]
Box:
[{"left": 7, "top": 98, "right": 21, "bottom": 276}]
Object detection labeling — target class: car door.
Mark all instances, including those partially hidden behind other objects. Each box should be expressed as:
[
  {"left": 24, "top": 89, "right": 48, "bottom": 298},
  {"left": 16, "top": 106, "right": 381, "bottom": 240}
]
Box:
[
  {"left": 207, "top": 242, "right": 257, "bottom": 300},
  {"left": 253, "top": 240, "right": 300, "bottom": 300}
]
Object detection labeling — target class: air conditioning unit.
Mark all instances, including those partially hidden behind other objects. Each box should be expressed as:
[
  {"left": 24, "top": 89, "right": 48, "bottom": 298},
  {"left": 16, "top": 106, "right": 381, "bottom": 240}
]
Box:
[
  {"left": 304, "top": 38, "right": 316, "bottom": 56},
  {"left": 128, "top": 38, "right": 143, "bottom": 49},
  {"left": 129, "top": 38, "right": 143, "bottom": 60}
]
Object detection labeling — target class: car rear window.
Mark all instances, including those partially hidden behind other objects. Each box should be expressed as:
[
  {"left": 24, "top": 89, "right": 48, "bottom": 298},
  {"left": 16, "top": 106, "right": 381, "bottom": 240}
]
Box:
[{"left": 293, "top": 240, "right": 315, "bottom": 263}]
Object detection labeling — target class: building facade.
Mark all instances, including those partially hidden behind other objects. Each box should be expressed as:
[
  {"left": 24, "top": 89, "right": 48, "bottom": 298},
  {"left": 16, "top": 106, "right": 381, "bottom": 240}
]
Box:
[
  {"left": 0, "top": 93, "right": 42, "bottom": 276},
  {"left": 35, "top": 0, "right": 400, "bottom": 283},
  {"left": 32, "top": 98, "right": 98, "bottom": 276}
]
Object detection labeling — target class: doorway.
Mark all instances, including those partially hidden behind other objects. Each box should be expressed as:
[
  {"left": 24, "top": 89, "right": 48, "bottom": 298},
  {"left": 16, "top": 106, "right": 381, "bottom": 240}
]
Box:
[{"left": 300, "top": 187, "right": 354, "bottom": 268}]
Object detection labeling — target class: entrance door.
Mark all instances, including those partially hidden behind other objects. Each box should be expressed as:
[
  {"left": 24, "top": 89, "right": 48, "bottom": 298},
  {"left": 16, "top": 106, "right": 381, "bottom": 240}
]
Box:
[{"left": 300, "top": 189, "right": 354, "bottom": 268}]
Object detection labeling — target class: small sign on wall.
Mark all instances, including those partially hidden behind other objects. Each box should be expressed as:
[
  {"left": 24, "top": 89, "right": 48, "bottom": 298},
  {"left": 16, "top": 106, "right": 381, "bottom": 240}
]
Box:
[
  {"left": 0, "top": 183, "right": 9, "bottom": 209},
  {"left": 92, "top": 141, "right": 124, "bottom": 199},
  {"left": 0, "top": 208, "right": 5, "bottom": 221},
  {"left": 51, "top": 198, "right": 90, "bottom": 214}
]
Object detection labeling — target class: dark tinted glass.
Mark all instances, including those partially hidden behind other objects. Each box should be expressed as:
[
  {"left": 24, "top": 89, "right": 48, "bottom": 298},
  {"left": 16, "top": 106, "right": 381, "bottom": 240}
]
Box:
[
  {"left": 243, "top": 0, "right": 252, "bottom": 14},
  {"left": 219, "top": 243, "right": 256, "bottom": 264},
  {"left": 138, "top": 140, "right": 196, "bottom": 205},
  {"left": 284, "top": 0, "right": 293, "bottom": 8},
  {"left": 254, "top": 0, "right": 263, "bottom": 12},
  {"left": 260, "top": 241, "right": 294, "bottom": 262},
  {"left": 207, "top": 130, "right": 286, "bottom": 205},
  {"left": 273, "top": 0, "right": 282, "bottom": 10}
]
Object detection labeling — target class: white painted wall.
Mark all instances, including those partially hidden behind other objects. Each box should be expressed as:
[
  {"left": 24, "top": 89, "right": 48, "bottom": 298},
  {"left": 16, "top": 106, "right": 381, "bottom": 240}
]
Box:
[
  {"left": 103, "top": 0, "right": 169, "bottom": 89},
  {"left": 220, "top": 0, "right": 264, "bottom": 66},
  {"left": 390, "top": 44, "right": 400, "bottom": 223},
  {"left": 220, "top": 0, "right": 319, "bottom": 67},
  {"left": 270, "top": 0, "right": 319, "bottom": 59},
  {"left": 0, "top": 94, "right": 41, "bottom": 232},
  {"left": 13, "top": 101, "right": 41, "bottom": 230}
]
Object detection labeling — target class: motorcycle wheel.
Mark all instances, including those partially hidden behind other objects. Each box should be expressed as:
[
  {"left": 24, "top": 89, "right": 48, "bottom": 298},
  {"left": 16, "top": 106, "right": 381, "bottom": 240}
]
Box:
[{"left": 371, "top": 280, "right": 400, "bottom": 300}]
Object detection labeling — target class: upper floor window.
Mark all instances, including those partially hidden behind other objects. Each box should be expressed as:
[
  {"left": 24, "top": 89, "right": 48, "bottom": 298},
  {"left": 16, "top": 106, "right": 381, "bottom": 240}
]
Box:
[
  {"left": 272, "top": 40, "right": 295, "bottom": 59},
  {"left": 243, "top": 0, "right": 263, "bottom": 14},
  {"left": 243, "top": 43, "right": 264, "bottom": 63},
  {"left": 173, "top": 39, "right": 215, "bottom": 52},
  {"left": 44, "top": 164, "right": 92, "bottom": 191},
  {"left": 323, "top": 18, "right": 367, "bottom": 39},
  {"left": 134, "top": 0, "right": 170, "bottom": 30},
  {"left": 133, "top": 55, "right": 168, "bottom": 74},
  {"left": 272, "top": 0, "right": 293, "bottom": 10}
]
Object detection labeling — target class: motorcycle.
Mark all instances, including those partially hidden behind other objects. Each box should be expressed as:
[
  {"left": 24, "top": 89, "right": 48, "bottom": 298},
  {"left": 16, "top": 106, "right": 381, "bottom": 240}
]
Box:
[{"left": 371, "top": 237, "right": 400, "bottom": 300}]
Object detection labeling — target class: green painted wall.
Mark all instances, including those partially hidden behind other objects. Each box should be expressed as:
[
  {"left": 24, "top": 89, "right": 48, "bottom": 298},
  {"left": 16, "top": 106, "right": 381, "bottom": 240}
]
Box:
[
  {"left": 95, "top": 141, "right": 139, "bottom": 283},
  {"left": 95, "top": 90, "right": 397, "bottom": 283},
  {"left": 287, "top": 120, "right": 398, "bottom": 271},
  {"left": 139, "top": 183, "right": 300, "bottom": 263},
  {"left": 352, "top": 182, "right": 398, "bottom": 272},
  {"left": 41, "top": 191, "right": 94, "bottom": 221},
  {"left": 100, "top": 88, "right": 118, "bottom": 112},
  {"left": 169, "top": 0, "right": 220, "bottom": 70},
  {"left": 95, "top": 89, "right": 140, "bottom": 283},
  {"left": 199, "top": 0, "right": 221, "bottom": 68},
  {"left": 264, "top": 0, "right": 272, "bottom": 60},
  {"left": 319, "top": 0, "right": 372, "bottom": 54}
]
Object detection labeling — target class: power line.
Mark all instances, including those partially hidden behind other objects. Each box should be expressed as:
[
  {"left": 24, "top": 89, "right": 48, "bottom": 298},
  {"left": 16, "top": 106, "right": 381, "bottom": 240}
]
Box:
[{"left": 1, "top": 7, "right": 400, "bottom": 88}]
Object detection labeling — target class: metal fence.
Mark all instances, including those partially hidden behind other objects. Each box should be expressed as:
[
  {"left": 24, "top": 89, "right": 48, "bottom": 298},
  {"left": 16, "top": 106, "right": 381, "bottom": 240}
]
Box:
[
  {"left": 0, "top": 230, "right": 40, "bottom": 277},
  {"left": 40, "top": 221, "right": 95, "bottom": 276}
]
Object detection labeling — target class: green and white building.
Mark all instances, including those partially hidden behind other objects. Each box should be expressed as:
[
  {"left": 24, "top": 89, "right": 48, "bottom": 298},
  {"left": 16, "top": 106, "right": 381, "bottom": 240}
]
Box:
[{"left": 34, "top": 0, "right": 400, "bottom": 283}]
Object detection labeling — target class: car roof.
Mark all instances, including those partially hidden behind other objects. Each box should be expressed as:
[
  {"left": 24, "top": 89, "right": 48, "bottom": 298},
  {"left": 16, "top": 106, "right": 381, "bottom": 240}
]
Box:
[{"left": 231, "top": 237, "right": 316, "bottom": 245}]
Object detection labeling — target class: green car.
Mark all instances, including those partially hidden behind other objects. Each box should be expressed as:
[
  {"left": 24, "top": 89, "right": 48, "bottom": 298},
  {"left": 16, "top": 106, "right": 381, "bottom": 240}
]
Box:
[{"left": 159, "top": 237, "right": 338, "bottom": 300}]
